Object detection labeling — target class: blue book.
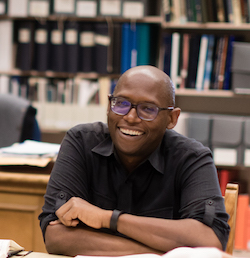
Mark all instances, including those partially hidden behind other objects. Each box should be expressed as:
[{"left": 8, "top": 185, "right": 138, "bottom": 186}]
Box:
[
  {"left": 223, "top": 35, "right": 235, "bottom": 90},
  {"left": 163, "top": 33, "right": 172, "bottom": 76},
  {"left": 203, "top": 34, "right": 215, "bottom": 90},
  {"left": 137, "top": 23, "right": 150, "bottom": 66},
  {"left": 121, "top": 23, "right": 132, "bottom": 73}
]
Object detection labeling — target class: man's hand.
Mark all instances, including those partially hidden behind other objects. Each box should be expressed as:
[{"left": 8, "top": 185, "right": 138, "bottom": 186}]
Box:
[{"left": 53, "top": 197, "right": 112, "bottom": 229}]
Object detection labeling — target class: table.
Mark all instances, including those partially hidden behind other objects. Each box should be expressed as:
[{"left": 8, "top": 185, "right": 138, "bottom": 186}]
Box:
[{"left": 0, "top": 171, "right": 50, "bottom": 252}]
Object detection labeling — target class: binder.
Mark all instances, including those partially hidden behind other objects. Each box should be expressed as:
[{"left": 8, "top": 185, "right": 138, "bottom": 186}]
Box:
[
  {"left": 136, "top": 23, "right": 150, "bottom": 66},
  {"left": 75, "top": 0, "right": 98, "bottom": 17},
  {"left": 211, "top": 115, "right": 244, "bottom": 166},
  {"left": 94, "top": 22, "right": 111, "bottom": 74},
  {"left": 48, "top": 21, "right": 65, "bottom": 72},
  {"left": 0, "top": 0, "right": 7, "bottom": 15},
  {"left": 243, "top": 118, "right": 250, "bottom": 167},
  {"left": 122, "top": 0, "right": 147, "bottom": 18},
  {"left": 15, "top": 20, "right": 35, "bottom": 71},
  {"left": 64, "top": 21, "right": 80, "bottom": 73},
  {"left": 0, "top": 20, "right": 13, "bottom": 71},
  {"left": 52, "top": 0, "right": 75, "bottom": 15},
  {"left": 78, "top": 22, "right": 96, "bottom": 72},
  {"left": 98, "top": 0, "right": 122, "bottom": 16},
  {"left": 112, "top": 23, "right": 122, "bottom": 74},
  {"left": 8, "top": 0, "right": 28, "bottom": 16},
  {"left": 28, "top": 0, "right": 51, "bottom": 17},
  {"left": 33, "top": 21, "right": 50, "bottom": 71},
  {"left": 163, "top": 33, "right": 172, "bottom": 76},
  {"left": 120, "top": 23, "right": 131, "bottom": 73},
  {"left": 186, "top": 34, "right": 201, "bottom": 88},
  {"left": 186, "top": 113, "right": 212, "bottom": 148}
]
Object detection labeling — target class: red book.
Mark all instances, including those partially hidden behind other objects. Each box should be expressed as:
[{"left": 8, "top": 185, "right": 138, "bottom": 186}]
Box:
[
  {"left": 219, "top": 169, "right": 230, "bottom": 195},
  {"left": 235, "top": 194, "right": 249, "bottom": 250}
]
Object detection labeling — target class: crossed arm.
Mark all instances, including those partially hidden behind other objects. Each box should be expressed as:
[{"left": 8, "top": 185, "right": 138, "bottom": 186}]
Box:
[{"left": 44, "top": 197, "right": 222, "bottom": 256}]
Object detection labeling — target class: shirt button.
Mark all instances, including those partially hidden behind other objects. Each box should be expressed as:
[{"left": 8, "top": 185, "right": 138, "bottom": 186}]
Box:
[
  {"left": 59, "top": 192, "right": 65, "bottom": 199},
  {"left": 207, "top": 200, "right": 213, "bottom": 205}
]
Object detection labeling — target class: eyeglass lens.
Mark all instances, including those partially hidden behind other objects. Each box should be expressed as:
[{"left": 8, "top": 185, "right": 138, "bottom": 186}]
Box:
[{"left": 111, "top": 97, "right": 159, "bottom": 121}]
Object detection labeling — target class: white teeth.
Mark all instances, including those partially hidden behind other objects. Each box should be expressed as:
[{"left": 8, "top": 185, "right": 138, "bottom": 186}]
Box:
[{"left": 120, "top": 128, "right": 143, "bottom": 136}]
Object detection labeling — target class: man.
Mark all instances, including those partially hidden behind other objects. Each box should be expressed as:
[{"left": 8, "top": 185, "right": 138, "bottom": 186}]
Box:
[{"left": 39, "top": 65, "right": 229, "bottom": 256}]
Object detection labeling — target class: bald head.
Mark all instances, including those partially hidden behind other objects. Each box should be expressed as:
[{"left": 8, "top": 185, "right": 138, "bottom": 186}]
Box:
[{"left": 114, "top": 65, "right": 176, "bottom": 106}]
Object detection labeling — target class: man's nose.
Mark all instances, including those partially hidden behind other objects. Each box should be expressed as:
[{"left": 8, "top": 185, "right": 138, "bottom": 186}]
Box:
[{"left": 123, "top": 107, "right": 141, "bottom": 123}]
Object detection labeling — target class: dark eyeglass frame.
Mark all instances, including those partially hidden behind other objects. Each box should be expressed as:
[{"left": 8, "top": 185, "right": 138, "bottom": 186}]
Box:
[{"left": 108, "top": 94, "right": 174, "bottom": 121}]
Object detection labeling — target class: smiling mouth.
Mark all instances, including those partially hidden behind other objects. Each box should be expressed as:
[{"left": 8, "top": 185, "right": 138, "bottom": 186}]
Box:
[{"left": 119, "top": 128, "right": 144, "bottom": 136}]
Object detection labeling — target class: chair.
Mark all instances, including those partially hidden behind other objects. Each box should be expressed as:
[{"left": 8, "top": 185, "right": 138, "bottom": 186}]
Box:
[
  {"left": 224, "top": 183, "right": 239, "bottom": 255},
  {"left": 0, "top": 94, "right": 41, "bottom": 148}
]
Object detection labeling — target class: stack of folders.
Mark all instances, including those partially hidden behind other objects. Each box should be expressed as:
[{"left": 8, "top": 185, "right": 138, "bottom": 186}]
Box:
[
  {"left": 3, "top": 0, "right": 159, "bottom": 18},
  {"left": 180, "top": 113, "right": 250, "bottom": 167}
]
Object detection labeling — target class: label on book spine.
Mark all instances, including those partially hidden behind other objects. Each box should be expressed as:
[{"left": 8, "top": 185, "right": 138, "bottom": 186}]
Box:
[
  {"left": 95, "top": 34, "right": 110, "bottom": 46},
  {"left": 19, "top": 29, "right": 31, "bottom": 43},
  {"left": 51, "top": 30, "right": 63, "bottom": 45},
  {"left": 35, "top": 29, "right": 47, "bottom": 44},
  {"left": 80, "top": 32, "right": 95, "bottom": 47},
  {"left": 244, "top": 149, "right": 250, "bottom": 166},
  {"left": 65, "top": 29, "right": 78, "bottom": 44}
]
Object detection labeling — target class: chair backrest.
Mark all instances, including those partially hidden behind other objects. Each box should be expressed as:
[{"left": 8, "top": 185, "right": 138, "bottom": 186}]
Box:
[{"left": 224, "top": 183, "right": 239, "bottom": 254}]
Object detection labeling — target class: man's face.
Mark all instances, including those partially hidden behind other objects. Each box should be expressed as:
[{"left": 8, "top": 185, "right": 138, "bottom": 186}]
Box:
[{"left": 107, "top": 72, "right": 172, "bottom": 160}]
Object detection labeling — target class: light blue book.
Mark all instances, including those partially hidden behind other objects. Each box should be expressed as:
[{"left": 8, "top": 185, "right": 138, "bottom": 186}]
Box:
[{"left": 203, "top": 34, "right": 215, "bottom": 90}]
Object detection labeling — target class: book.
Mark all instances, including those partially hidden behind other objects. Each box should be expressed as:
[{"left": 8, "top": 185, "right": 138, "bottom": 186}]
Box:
[
  {"left": 235, "top": 194, "right": 249, "bottom": 250},
  {"left": 15, "top": 20, "right": 35, "bottom": 71},
  {"left": 8, "top": 0, "right": 28, "bottom": 16},
  {"left": 195, "top": 34, "right": 209, "bottom": 91},
  {"left": 203, "top": 34, "right": 215, "bottom": 90},
  {"left": 170, "top": 32, "right": 181, "bottom": 88},
  {"left": 33, "top": 20, "right": 50, "bottom": 71},
  {"left": 78, "top": 22, "right": 96, "bottom": 72},
  {"left": 64, "top": 21, "right": 80, "bottom": 73},
  {"left": 94, "top": 22, "right": 111, "bottom": 74},
  {"left": 137, "top": 23, "right": 150, "bottom": 66},
  {"left": 122, "top": 0, "right": 147, "bottom": 18},
  {"left": 48, "top": 21, "right": 65, "bottom": 72},
  {"left": 75, "top": 0, "right": 98, "bottom": 17},
  {"left": 98, "top": 0, "right": 122, "bottom": 16},
  {"left": 28, "top": 0, "right": 51, "bottom": 17},
  {"left": 163, "top": 33, "right": 172, "bottom": 76},
  {"left": 121, "top": 23, "right": 132, "bottom": 73},
  {"left": 179, "top": 33, "right": 190, "bottom": 89},
  {"left": 186, "top": 34, "right": 201, "bottom": 88},
  {"left": 52, "top": 0, "right": 75, "bottom": 15},
  {"left": 0, "top": 0, "right": 7, "bottom": 15},
  {"left": 0, "top": 239, "right": 24, "bottom": 258},
  {"left": 0, "top": 20, "right": 13, "bottom": 72}
]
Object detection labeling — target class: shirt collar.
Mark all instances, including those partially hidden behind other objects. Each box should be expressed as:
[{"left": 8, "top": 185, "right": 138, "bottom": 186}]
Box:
[{"left": 92, "top": 136, "right": 165, "bottom": 174}]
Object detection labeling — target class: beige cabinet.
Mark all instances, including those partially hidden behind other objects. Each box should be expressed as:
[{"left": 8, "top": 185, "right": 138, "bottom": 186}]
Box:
[{"left": 0, "top": 172, "right": 49, "bottom": 252}]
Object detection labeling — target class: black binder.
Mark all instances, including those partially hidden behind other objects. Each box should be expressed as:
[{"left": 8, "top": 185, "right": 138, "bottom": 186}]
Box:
[
  {"left": 78, "top": 22, "right": 96, "bottom": 72},
  {"left": 112, "top": 22, "right": 122, "bottom": 74},
  {"left": 33, "top": 21, "right": 50, "bottom": 71},
  {"left": 48, "top": 21, "right": 65, "bottom": 72},
  {"left": 15, "top": 20, "right": 35, "bottom": 71},
  {"left": 94, "top": 22, "right": 111, "bottom": 74},
  {"left": 64, "top": 20, "right": 80, "bottom": 73}
]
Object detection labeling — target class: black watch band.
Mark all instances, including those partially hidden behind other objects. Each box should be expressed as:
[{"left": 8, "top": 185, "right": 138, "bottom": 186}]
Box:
[{"left": 110, "top": 209, "right": 124, "bottom": 232}]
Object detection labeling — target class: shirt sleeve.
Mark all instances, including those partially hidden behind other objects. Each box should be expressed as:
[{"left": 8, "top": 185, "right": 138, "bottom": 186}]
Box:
[
  {"left": 38, "top": 127, "right": 90, "bottom": 238},
  {"left": 174, "top": 144, "right": 230, "bottom": 250}
]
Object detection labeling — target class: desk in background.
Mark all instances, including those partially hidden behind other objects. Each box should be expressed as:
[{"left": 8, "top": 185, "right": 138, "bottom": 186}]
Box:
[{"left": 0, "top": 171, "right": 50, "bottom": 252}]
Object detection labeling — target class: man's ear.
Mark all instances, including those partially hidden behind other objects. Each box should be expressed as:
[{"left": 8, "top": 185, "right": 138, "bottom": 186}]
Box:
[{"left": 166, "top": 108, "right": 181, "bottom": 129}]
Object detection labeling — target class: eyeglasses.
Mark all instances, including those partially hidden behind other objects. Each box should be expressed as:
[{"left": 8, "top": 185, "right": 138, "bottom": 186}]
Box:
[{"left": 108, "top": 95, "right": 174, "bottom": 121}]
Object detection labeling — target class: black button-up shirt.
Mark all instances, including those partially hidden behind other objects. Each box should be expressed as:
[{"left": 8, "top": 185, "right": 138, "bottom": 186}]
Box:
[{"left": 39, "top": 122, "right": 230, "bottom": 250}]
